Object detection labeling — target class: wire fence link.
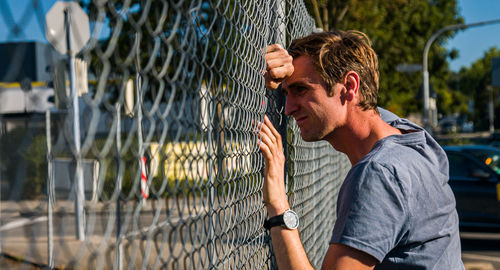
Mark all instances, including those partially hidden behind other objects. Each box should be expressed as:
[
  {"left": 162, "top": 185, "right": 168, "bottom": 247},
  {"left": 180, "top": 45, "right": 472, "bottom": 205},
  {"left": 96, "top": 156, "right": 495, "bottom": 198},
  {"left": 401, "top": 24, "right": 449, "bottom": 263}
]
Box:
[{"left": 0, "top": 0, "right": 350, "bottom": 269}]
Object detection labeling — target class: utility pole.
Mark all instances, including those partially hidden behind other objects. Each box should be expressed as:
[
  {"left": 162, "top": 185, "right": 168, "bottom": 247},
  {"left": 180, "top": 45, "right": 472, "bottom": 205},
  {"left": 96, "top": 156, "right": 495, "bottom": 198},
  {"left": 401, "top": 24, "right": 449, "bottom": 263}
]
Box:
[
  {"left": 422, "top": 18, "right": 500, "bottom": 132},
  {"left": 488, "top": 85, "right": 495, "bottom": 134}
]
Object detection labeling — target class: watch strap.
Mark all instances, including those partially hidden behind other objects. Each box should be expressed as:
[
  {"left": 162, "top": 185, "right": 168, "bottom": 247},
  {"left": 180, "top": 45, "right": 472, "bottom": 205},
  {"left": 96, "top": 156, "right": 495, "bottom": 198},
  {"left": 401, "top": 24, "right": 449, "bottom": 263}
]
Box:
[{"left": 264, "top": 214, "right": 284, "bottom": 230}]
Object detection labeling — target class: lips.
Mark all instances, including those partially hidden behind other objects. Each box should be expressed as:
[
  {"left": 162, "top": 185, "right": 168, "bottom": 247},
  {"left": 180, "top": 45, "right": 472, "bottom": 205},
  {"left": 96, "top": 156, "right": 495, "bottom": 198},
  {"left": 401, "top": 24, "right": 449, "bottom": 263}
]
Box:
[{"left": 294, "top": 116, "right": 307, "bottom": 126}]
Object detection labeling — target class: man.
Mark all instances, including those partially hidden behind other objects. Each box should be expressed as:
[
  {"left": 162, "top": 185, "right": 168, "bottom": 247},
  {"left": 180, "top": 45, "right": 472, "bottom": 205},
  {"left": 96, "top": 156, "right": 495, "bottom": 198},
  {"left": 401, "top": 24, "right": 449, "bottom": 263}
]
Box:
[{"left": 258, "top": 30, "right": 463, "bottom": 269}]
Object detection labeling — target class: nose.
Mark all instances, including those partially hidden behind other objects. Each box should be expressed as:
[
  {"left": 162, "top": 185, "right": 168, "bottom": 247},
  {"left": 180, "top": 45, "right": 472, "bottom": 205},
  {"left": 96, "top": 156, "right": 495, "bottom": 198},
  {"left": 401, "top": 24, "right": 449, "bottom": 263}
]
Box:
[{"left": 284, "top": 96, "right": 298, "bottom": 116}]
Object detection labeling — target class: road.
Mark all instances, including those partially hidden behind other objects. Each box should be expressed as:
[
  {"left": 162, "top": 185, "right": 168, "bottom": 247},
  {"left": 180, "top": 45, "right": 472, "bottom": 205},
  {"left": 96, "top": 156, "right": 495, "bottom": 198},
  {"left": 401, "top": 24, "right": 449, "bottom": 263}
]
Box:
[
  {"left": 461, "top": 230, "right": 500, "bottom": 270},
  {"left": 0, "top": 200, "right": 267, "bottom": 269},
  {"left": 2, "top": 203, "right": 500, "bottom": 269}
]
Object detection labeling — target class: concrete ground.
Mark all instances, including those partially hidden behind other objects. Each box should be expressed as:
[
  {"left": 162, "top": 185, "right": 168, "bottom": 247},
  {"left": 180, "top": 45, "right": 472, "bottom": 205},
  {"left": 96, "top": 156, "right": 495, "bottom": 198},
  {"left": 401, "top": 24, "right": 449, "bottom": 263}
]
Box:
[
  {"left": 0, "top": 199, "right": 268, "bottom": 269},
  {"left": 2, "top": 201, "right": 500, "bottom": 269}
]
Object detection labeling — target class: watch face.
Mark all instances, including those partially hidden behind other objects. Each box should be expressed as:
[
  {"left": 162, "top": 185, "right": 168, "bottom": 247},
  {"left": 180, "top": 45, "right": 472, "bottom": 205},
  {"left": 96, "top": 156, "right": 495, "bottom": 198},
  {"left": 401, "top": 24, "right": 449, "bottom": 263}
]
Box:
[{"left": 283, "top": 210, "right": 299, "bottom": 229}]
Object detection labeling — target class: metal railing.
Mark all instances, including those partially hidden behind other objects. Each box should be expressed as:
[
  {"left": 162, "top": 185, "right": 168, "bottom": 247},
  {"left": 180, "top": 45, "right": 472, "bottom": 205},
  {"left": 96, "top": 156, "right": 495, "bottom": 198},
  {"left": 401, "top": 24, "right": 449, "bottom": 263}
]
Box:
[{"left": 0, "top": 0, "right": 350, "bottom": 269}]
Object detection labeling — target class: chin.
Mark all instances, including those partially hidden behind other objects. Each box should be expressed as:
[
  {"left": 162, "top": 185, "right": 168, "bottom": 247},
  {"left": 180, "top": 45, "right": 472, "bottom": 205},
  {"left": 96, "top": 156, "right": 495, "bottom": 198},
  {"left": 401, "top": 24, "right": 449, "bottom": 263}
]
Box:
[
  {"left": 301, "top": 137, "right": 317, "bottom": 142},
  {"left": 299, "top": 130, "right": 322, "bottom": 142}
]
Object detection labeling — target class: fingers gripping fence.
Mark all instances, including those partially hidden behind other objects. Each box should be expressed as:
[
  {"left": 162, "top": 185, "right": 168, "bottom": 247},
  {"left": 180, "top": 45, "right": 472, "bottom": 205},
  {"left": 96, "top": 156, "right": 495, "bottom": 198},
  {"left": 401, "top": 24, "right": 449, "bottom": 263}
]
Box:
[{"left": 0, "top": 0, "right": 351, "bottom": 269}]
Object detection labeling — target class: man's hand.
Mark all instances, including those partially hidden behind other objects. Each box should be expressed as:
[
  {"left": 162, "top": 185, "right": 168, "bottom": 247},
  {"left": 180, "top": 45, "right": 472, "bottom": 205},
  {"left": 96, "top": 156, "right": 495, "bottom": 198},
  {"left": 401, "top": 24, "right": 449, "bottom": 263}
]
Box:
[
  {"left": 265, "top": 44, "right": 294, "bottom": 90},
  {"left": 258, "top": 115, "right": 289, "bottom": 217}
]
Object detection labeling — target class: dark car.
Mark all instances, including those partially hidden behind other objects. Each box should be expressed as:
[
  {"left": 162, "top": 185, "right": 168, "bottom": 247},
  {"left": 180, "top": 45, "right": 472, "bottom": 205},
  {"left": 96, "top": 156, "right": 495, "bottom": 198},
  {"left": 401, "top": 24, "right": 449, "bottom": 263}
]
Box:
[
  {"left": 443, "top": 145, "right": 500, "bottom": 228},
  {"left": 489, "top": 132, "right": 500, "bottom": 148}
]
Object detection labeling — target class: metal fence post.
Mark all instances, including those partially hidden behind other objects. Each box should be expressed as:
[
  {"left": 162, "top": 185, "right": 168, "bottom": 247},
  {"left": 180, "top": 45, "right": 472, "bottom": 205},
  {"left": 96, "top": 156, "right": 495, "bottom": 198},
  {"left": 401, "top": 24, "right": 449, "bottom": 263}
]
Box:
[
  {"left": 115, "top": 103, "right": 123, "bottom": 270},
  {"left": 65, "top": 8, "right": 85, "bottom": 241},
  {"left": 264, "top": 1, "right": 289, "bottom": 268},
  {"left": 207, "top": 86, "right": 217, "bottom": 269},
  {"left": 277, "top": 0, "right": 287, "bottom": 185},
  {"left": 46, "top": 110, "right": 54, "bottom": 269},
  {"left": 134, "top": 33, "right": 146, "bottom": 204}
]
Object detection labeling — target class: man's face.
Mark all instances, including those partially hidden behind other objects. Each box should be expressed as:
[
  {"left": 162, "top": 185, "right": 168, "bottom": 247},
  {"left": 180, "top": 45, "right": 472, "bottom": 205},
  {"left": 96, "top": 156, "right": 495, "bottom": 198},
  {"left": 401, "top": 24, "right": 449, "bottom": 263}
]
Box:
[{"left": 282, "top": 56, "right": 347, "bottom": 142}]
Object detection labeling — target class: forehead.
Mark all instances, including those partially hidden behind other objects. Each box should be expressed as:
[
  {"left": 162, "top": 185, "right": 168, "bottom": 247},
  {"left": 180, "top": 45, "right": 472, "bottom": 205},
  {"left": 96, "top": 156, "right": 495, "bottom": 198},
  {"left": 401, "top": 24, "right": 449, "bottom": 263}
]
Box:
[{"left": 282, "top": 56, "right": 324, "bottom": 90}]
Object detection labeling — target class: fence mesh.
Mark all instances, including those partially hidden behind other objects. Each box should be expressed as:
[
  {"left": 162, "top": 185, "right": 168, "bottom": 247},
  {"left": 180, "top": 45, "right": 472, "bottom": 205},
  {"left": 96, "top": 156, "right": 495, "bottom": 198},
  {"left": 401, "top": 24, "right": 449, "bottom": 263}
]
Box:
[{"left": 0, "top": 0, "right": 350, "bottom": 269}]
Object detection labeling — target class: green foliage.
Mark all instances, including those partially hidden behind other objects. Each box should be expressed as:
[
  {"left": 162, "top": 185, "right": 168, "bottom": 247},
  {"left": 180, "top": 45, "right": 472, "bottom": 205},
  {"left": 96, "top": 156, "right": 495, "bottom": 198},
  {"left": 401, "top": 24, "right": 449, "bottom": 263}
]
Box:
[
  {"left": 456, "top": 47, "right": 500, "bottom": 130},
  {"left": 0, "top": 127, "right": 47, "bottom": 200},
  {"left": 303, "top": 0, "right": 465, "bottom": 117}
]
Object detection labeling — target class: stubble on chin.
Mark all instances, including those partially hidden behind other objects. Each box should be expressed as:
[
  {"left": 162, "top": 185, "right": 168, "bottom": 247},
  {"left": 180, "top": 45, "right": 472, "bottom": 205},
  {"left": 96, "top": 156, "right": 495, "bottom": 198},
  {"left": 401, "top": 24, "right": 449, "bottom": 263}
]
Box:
[{"left": 299, "top": 129, "right": 321, "bottom": 142}]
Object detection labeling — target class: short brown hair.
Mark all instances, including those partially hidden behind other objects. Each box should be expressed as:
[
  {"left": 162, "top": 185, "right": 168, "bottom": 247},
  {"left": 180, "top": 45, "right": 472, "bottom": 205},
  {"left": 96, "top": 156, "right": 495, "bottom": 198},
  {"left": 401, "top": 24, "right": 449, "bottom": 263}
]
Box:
[{"left": 288, "top": 30, "right": 379, "bottom": 111}]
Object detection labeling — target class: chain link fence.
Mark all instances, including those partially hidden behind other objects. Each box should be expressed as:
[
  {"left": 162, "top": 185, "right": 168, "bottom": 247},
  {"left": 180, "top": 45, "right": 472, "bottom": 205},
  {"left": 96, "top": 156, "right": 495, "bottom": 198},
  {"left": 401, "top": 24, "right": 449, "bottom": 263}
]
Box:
[{"left": 0, "top": 0, "right": 350, "bottom": 269}]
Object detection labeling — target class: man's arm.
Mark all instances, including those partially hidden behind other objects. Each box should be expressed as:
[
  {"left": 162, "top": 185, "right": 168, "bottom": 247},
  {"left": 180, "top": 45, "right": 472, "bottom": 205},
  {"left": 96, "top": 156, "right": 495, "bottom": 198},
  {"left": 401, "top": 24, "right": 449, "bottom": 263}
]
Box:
[
  {"left": 257, "top": 115, "right": 314, "bottom": 270},
  {"left": 322, "top": 244, "right": 377, "bottom": 270},
  {"left": 258, "top": 116, "right": 377, "bottom": 270}
]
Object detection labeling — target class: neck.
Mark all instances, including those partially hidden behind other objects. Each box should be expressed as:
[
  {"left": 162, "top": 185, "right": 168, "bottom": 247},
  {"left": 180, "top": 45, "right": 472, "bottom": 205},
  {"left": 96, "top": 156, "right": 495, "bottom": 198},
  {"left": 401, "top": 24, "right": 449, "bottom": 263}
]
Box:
[{"left": 326, "top": 109, "right": 401, "bottom": 166}]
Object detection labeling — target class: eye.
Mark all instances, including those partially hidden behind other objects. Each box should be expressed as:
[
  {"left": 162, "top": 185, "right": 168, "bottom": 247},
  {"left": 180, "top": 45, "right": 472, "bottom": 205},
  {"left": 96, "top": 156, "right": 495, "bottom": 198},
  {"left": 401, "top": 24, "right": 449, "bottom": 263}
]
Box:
[{"left": 294, "top": 86, "right": 308, "bottom": 95}]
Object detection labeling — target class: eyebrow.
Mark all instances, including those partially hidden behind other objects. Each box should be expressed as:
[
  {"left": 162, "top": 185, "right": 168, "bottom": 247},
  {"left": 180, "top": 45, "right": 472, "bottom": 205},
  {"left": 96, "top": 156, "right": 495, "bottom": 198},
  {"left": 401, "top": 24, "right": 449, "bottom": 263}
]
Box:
[{"left": 283, "top": 81, "right": 309, "bottom": 93}]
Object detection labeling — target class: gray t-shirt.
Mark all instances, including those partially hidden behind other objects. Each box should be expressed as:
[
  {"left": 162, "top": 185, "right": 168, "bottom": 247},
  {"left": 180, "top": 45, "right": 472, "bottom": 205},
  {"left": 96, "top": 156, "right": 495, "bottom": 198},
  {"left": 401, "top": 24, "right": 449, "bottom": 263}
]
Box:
[{"left": 330, "top": 112, "right": 464, "bottom": 269}]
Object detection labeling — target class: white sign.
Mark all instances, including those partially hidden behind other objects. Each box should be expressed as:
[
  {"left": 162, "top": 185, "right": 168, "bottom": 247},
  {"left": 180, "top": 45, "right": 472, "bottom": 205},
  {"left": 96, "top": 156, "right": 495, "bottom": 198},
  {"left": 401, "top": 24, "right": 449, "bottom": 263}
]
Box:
[
  {"left": 45, "top": 1, "right": 90, "bottom": 55},
  {"left": 396, "top": 63, "right": 422, "bottom": 73}
]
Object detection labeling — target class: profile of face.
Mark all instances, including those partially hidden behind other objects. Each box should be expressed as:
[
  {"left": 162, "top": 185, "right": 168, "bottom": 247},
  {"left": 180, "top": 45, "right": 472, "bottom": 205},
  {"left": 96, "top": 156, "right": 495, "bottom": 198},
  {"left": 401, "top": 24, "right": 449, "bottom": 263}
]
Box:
[{"left": 282, "top": 56, "right": 348, "bottom": 142}]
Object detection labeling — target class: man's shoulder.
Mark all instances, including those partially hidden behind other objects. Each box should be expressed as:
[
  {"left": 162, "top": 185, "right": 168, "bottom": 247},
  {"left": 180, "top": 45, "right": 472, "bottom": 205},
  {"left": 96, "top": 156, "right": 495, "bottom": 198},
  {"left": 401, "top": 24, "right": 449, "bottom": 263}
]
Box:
[
  {"left": 359, "top": 135, "right": 424, "bottom": 169},
  {"left": 347, "top": 135, "right": 444, "bottom": 194},
  {"left": 378, "top": 107, "right": 400, "bottom": 123},
  {"left": 346, "top": 158, "right": 401, "bottom": 190},
  {"left": 378, "top": 107, "right": 424, "bottom": 131}
]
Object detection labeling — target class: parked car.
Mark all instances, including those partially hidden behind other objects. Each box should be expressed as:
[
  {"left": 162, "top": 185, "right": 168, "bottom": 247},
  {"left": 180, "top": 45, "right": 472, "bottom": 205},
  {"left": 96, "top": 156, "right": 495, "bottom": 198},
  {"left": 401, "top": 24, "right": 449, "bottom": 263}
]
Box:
[
  {"left": 489, "top": 132, "right": 500, "bottom": 149},
  {"left": 443, "top": 145, "right": 500, "bottom": 228}
]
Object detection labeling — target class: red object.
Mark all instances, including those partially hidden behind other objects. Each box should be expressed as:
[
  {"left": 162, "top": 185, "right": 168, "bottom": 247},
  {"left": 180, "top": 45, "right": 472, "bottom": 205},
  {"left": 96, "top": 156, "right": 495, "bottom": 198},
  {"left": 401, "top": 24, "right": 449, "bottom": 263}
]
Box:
[{"left": 140, "top": 156, "right": 149, "bottom": 199}]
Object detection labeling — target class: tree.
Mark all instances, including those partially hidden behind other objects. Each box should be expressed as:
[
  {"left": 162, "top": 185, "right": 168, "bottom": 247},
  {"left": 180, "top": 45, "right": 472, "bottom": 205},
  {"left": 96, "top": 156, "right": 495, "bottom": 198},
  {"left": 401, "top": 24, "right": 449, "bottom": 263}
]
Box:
[
  {"left": 303, "top": 0, "right": 464, "bottom": 117},
  {"left": 456, "top": 47, "right": 500, "bottom": 131}
]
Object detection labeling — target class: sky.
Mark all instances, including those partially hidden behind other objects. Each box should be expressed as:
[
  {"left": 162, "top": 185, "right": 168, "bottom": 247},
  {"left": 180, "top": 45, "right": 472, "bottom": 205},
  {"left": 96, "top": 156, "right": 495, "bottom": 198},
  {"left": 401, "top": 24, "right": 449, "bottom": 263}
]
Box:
[
  {"left": 445, "top": 0, "right": 500, "bottom": 71},
  {"left": 0, "top": 0, "right": 499, "bottom": 72},
  {"left": 0, "top": 0, "right": 60, "bottom": 43}
]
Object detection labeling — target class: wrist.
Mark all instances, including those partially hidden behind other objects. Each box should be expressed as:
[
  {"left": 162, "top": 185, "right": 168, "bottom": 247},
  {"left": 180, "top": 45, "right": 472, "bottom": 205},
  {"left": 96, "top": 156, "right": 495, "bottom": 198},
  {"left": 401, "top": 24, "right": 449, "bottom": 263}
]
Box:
[
  {"left": 265, "top": 200, "right": 290, "bottom": 217},
  {"left": 264, "top": 208, "right": 299, "bottom": 230}
]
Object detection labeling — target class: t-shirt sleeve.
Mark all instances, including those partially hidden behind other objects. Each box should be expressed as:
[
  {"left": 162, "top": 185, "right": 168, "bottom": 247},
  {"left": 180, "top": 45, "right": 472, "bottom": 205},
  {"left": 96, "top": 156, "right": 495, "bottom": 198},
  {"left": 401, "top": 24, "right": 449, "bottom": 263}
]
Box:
[{"left": 330, "top": 161, "right": 409, "bottom": 262}]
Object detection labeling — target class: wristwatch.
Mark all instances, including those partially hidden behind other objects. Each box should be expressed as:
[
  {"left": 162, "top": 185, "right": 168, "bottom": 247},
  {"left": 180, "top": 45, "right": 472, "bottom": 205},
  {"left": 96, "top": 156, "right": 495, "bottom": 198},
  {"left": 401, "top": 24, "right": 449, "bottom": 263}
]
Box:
[{"left": 264, "top": 209, "right": 299, "bottom": 230}]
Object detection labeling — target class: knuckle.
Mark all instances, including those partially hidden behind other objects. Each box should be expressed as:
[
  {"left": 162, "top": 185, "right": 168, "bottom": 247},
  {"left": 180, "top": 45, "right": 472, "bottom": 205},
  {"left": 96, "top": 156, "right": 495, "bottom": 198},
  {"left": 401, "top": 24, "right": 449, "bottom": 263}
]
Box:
[
  {"left": 269, "top": 68, "right": 279, "bottom": 78},
  {"left": 266, "top": 59, "right": 276, "bottom": 70},
  {"left": 271, "top": 81, "right": 279, "bottom": 89}
]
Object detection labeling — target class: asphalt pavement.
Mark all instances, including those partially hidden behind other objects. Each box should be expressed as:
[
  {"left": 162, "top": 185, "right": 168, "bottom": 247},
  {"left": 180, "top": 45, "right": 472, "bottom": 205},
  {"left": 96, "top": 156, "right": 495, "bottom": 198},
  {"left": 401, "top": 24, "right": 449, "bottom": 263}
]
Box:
[
  {"left": 2, "top": 200, "right": 500, "bottom": 269},
  {"left": 461, "top": 230, "right": 500, "bottom": 270},
  {"left": 0, "top": 199, "right": 267, "bottom": 269}
]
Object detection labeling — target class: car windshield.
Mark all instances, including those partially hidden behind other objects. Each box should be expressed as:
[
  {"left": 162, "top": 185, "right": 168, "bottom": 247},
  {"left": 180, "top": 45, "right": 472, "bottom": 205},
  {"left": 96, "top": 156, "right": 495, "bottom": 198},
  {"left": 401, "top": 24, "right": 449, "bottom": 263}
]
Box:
[{"left": 464, "top": 148, "right": 500, "bottom": 175}]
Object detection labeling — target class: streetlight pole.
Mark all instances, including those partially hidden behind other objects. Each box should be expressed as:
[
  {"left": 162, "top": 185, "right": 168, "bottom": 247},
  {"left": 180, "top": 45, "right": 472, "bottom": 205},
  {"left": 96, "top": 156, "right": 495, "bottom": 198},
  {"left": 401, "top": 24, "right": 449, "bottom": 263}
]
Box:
[{"left": 422, "top": 18, "right": 500, "bottom": 132}]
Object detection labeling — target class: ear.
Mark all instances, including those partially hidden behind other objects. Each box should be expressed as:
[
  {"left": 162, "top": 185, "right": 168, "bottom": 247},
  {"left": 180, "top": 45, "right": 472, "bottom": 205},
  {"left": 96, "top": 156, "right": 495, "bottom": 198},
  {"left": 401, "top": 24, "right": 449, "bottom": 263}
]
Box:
[{"left": 343, "top": 71, "right": 360, "bottom": 101}]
